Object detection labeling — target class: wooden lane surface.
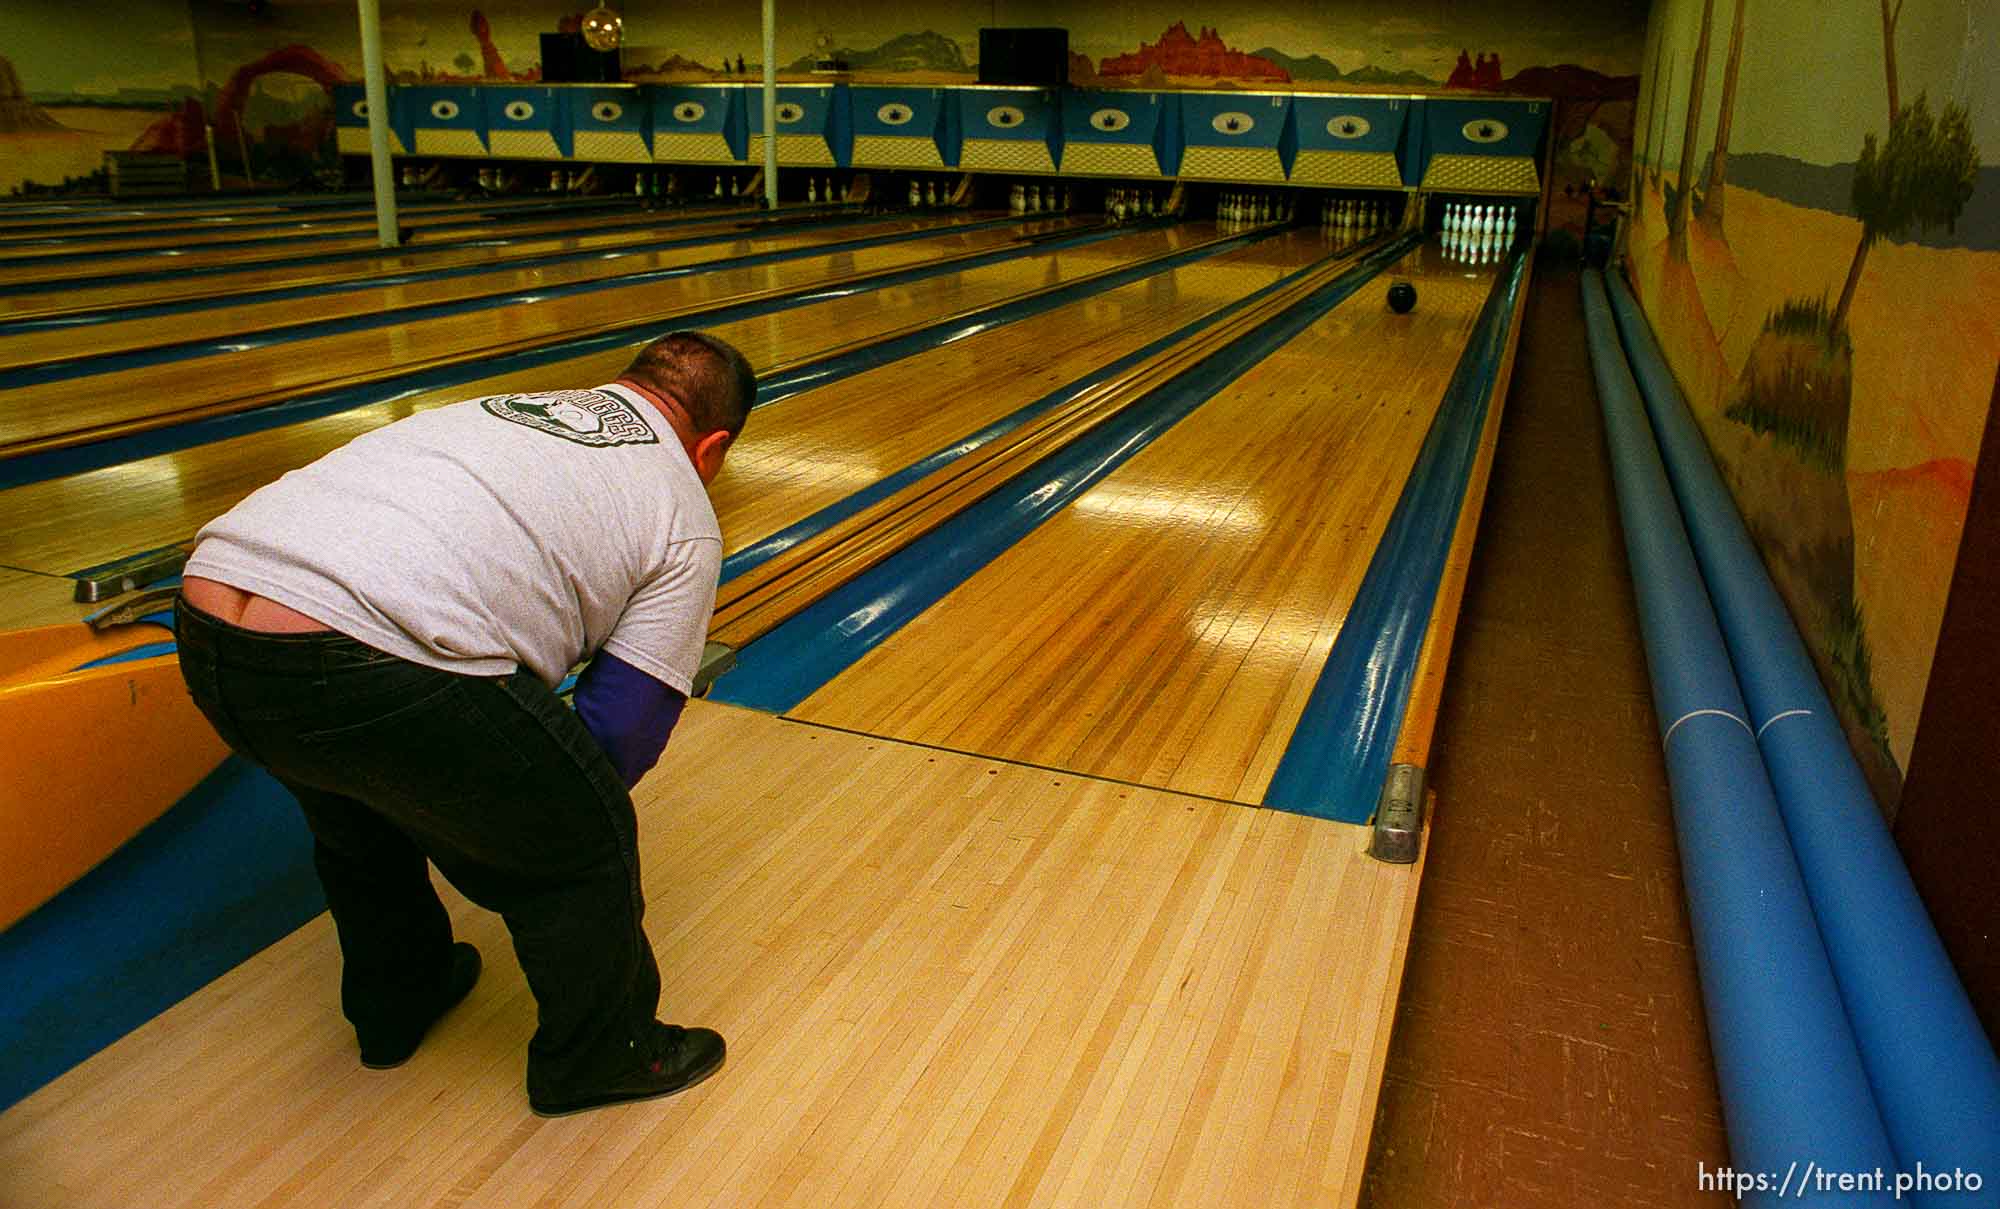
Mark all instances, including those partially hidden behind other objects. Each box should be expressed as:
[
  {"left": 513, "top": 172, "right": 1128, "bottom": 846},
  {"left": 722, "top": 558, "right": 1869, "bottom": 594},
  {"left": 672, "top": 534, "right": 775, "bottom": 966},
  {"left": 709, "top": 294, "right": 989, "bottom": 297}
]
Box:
[
  {"left": 790, "top": 244, "right": 1501, "bottom": 804},
  {"left": 0, "top": 196, "right": 654, "bottom": 258},
  {"left": 0, "top": 222, "right": 1193, "bottom": 592},
  {"left": 0, "top": 214, "right": 997, "bottom": 370},
  {"left": 0, "top": 217, "right": 1093, "bottom": 456},
  {"left": 0, "top": 194, "right": 584, "bottom": 239},
  {"left": 0, "top": 700, "right": 1425, "bottom": 1209},
  {"left": 707, "top": 229, "right": 1339, "bottom": 568},
  {"left": 709, "top": 230, "right": 1357, "bottom": 644},
  {"left": 0, "top": 202, "right": 762, "bottom": 286},
  {"left": 0, "top": 568, "right": 86, "bottom": 632},
  {"left": 0, "top": 202, "right": 772, "bottom": 319}
]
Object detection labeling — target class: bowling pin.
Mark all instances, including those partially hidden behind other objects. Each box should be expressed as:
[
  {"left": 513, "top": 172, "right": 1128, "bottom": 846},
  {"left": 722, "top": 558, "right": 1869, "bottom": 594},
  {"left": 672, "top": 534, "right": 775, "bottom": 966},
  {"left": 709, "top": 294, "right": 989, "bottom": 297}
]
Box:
[{"left": 925, "top": 180, "right": 937, "bottom": 206}]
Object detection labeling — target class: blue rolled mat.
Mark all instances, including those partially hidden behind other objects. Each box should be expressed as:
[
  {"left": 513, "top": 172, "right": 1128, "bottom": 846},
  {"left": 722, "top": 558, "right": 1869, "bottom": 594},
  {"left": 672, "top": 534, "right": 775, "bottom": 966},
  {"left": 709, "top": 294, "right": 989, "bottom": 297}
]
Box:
[
  {"left": 1604, "top": 269, "right": 2000, "bottom": 1201},
  {"left": 1582, "top": 271, "right": 1899, "bottom": 1205}
]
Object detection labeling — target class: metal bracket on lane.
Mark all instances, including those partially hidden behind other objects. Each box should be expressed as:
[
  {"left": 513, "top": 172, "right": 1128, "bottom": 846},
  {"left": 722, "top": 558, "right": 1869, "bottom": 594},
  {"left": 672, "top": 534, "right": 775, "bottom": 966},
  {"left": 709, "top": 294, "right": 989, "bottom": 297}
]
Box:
[
  {"left": 0, "top": 215, "right": 1042, "bottom": 388},
  {"left": 1261, "top": 250, "right": 1529, "bottom": 824},
  {"left": 0, "top": 210, "right": 899, "bottom": 336},
  {"left": 0, "top": 219, "right": 1143, "bottom": 490},
  {"left": 706, "top": 235, "right": 1418, "bottom": 714}
]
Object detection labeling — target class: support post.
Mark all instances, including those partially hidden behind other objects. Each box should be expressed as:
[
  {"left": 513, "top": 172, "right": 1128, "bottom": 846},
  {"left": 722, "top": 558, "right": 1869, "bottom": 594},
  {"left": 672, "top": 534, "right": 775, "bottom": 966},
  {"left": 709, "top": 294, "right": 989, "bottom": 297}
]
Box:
[
  {"left": 356, "top": 0, "right": 400, "bottom": 247},
  {"left": 761, "top": 0, "right": 778, "bottom": 210}
]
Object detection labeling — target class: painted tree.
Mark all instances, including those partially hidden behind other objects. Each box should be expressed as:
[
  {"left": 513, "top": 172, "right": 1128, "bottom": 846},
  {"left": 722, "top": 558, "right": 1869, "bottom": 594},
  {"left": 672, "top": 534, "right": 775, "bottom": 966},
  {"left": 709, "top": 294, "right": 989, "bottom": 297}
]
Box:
[
  {"left": 1832, "top": 94, "right": 1980, "bottom": 334},
  {"left": 1638, "top": 26, "right": 1665, "bottom": 191},
  {"left": 1880, "top": 0, "right": 1903, "bottom": 118},
  {"left": 1668, "top": 0, "right": 1715, "bottom": 260},
  {"left": 1700, "top": 0, "right": 1749, "bottom": 230},
  {"left": 1828, "top": 0, "right": 1980, "bottom": 335},
  {"left": 1651, "top": 51, "right": 1675, "bottom": 189}
]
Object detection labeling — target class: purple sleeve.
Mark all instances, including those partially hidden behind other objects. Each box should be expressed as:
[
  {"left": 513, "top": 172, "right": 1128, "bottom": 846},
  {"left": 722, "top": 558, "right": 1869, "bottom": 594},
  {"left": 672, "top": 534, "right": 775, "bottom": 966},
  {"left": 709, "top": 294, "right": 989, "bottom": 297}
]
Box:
[{"left": 573, "top": 649, "right": 687, "bottom": 789}]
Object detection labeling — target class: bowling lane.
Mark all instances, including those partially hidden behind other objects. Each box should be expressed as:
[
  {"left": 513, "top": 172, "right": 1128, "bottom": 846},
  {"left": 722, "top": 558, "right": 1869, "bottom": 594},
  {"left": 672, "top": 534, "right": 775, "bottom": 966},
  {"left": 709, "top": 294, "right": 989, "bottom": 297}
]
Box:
[
  {"left": 790, "top": 242, "right": 1502, "bottom": 803},
  {"left": 706, "top": 228, "right": 1344, "bottom": 562},
  {"left": 0, "top": 200, "right": 762, "bottom": 287},
  {"left": 0, "top": 192, "right": 586, "bottom": 240},
  {"left": 0, "top": 195, "right": 649, "bottom": 258},
  {"left": 0, "top": 215, "right": 1095, "bottom": 455},
  {"left": 0, "top": 202, "right": 780, "bottom": 320},
  {"left": 0, "top": 221, "right": 1234, "bottom": 594},
  {"left": 0, "top": 213, "right": 999, "bottom": 370}
]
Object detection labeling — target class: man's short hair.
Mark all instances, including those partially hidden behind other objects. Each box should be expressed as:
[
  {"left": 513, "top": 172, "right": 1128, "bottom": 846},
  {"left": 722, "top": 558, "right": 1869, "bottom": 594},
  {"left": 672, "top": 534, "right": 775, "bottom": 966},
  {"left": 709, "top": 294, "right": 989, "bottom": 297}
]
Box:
[{"left": 621, "top": 331, "right": 756, "bottom": 436}]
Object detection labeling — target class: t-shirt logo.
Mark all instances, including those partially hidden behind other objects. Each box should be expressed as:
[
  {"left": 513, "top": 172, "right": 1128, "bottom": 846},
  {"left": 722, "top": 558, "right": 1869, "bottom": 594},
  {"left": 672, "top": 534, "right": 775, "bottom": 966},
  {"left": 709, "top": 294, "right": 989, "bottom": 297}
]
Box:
[{"left": 479, "top": 389, "right": 659, "bottom": 447}]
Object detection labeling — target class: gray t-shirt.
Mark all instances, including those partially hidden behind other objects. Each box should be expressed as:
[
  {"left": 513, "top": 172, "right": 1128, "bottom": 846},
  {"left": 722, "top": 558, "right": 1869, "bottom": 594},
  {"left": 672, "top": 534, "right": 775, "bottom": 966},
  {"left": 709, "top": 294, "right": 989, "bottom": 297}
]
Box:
[{"left": 187, "top": 382, "right": 721, "bottom": 694}]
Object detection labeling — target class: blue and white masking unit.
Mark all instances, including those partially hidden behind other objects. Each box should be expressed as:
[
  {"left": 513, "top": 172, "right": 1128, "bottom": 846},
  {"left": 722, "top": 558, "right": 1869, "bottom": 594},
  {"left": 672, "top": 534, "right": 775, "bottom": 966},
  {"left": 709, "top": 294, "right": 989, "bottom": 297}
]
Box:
[{"left": 334, "top": 81, "right": 1551, "bottom": 192}]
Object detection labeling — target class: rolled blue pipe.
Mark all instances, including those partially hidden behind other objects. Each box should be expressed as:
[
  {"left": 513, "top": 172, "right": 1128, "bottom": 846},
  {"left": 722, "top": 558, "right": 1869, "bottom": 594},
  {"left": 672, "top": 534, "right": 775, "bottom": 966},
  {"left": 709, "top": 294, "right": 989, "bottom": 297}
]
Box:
[
  {"left": 1582, "top": 271, "right": 1898, "bottom": 1205},
  {"left": 1604, "top": 269, "right": 2000, "bottom": 1200}
]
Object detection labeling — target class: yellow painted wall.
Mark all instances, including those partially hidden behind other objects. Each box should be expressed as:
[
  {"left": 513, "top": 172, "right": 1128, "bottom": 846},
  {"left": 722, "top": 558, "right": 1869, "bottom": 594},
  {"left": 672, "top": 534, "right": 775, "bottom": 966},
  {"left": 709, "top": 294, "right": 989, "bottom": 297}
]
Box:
[{"left": 1628, "top": 0, "right": 1998, "bottom": 816}]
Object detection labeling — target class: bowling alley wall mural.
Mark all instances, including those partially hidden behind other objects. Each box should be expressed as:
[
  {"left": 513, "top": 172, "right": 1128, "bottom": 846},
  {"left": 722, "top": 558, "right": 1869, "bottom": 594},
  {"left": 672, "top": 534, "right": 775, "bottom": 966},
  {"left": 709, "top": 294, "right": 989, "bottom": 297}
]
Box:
[
  {"left": 2, "top": 0, "right": 1644, "bottom": 229},
  {"left": 1628, "top": 0, "right": 1995, "bottom": 818}
]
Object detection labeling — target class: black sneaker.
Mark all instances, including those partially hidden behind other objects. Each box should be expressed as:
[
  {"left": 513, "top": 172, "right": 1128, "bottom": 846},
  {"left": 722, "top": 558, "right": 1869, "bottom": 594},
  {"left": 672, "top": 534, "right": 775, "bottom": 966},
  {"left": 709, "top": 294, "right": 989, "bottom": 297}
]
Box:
[
  {"left": 358, "top": 942, "right": 483, "bottom": 1069},
  {"left": 528, "top": 1022, "right": 727, "bottom": 1117}
]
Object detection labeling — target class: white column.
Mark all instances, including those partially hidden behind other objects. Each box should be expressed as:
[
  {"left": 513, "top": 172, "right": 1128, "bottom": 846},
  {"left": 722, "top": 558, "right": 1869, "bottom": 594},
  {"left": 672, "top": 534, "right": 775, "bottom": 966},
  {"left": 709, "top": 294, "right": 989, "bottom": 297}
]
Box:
[
  {"left": 761, "top": 0, "right": 778, "bottom": 210},
  {"left": 356, "top": 0, "right": 400, "bottom": 247}
]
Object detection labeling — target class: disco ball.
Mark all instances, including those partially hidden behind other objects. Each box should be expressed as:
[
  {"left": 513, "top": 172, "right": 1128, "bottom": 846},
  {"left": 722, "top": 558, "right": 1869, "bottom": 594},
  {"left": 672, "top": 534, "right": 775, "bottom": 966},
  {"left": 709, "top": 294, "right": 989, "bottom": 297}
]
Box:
[{"left": 581, "top": 6, "right": 623, "bottom": 51}]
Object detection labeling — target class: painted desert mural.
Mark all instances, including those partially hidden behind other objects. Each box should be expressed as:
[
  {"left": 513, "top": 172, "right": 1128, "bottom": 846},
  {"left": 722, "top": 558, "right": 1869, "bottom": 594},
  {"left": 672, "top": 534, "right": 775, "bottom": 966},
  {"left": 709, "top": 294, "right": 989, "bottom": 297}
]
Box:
[
  {"left": 2, "top": 0, "right": 1642, "bottom": 241},
  {"left": 1628, "top": 0, "right": 1996, "bottom": 817}
]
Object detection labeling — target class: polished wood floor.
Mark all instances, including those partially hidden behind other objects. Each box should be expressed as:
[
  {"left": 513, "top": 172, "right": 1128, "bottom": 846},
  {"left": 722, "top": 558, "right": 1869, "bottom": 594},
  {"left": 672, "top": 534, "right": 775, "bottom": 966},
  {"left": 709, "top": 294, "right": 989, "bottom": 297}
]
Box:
[
  {"left": 0, "top": 201, "right": 761, "bottom": 311},
  {"left": 0, "top": 702, "right": 1424, "bottom": 1209},
  {"left": 0, "top": 213, "right": 991, "bottom": 368},
  {"left": 3, "top": 215, "right": 1088, "bottom": 455},
  {"left": 0, "top": 193, "right": 1721, "bottom": 1208},
  {"left": 0, "top": 222, "right": 1287, "bottom": 623},
  {"left": 793, "top": 245, "right": 1498, "bottom": 801}
]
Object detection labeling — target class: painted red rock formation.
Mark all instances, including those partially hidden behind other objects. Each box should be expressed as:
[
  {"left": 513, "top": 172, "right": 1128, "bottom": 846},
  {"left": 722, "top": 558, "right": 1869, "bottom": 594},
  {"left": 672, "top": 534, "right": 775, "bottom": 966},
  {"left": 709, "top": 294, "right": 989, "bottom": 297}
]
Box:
[
  {"left": 1446, "top": 50, "right": 1506, "bottom": 89},
  {"left": 0, "top": 55, "right": 66, "bottom": 132},
  {"left": 213, "top": 45, "right": 351, "bottom": 141},
  {"left": 472, "top": 10, "right": 514, "bottom": 79},
  {"left": 1098, "top": 22, "right": 1289, "bottom": 82}
]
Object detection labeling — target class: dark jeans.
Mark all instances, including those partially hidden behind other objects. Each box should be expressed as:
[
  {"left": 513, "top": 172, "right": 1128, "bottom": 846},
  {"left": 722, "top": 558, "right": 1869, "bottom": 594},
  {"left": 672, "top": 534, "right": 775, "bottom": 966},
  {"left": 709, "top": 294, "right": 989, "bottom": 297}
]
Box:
[{"left": 173, "top": 597, "right": 661, "bottom": 1099}]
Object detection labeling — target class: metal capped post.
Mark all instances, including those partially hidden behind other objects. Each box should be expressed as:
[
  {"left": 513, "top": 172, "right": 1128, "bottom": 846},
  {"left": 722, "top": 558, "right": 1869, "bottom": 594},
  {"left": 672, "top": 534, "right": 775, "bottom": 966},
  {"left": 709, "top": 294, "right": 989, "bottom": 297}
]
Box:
[{"left": 1367, "top": 763, "right": 1426, "bottom": 863}]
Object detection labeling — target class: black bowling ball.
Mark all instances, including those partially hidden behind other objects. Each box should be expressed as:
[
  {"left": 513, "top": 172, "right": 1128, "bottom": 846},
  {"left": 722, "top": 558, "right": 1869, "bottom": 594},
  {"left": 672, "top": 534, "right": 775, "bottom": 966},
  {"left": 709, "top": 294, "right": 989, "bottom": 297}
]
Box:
[{"left": 1387, "top": 281, "right": 1417, "bottom": 313}]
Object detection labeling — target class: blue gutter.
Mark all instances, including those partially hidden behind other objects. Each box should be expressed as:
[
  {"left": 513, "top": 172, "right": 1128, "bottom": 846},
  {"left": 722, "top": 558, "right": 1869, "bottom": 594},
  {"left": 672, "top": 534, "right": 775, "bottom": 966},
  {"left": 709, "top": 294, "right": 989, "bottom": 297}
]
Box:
[
  {"left": 0, "top": 210, "right": 894, "bottom": 335},
  {"left": 725, "top": 228, "right": 1345, "bottom": 583},
  {"left": 708, "top": 235, "right": 1417, "bottom": 713},
  {"left": 0, "top": 202, "right": 788, "bottom": 299},
  {"left": 0, "top": 215, "right": 1032, "bottom": 388},
  {"left": 1579, "top": 270, "right": 1899, "bottom": 1206},
  {"left": 0, "top": 755, "right": 323, "bottom": 1113},
  {"left": 1262, "top": 253, "right": 1526, "bottom": 822},
  {"left": 1603, "top": 270, "right": 2000, "bottom": 1198},
  {"left": 0, "top": 219, "right": 1135, "bottom": 491},
  {"left": 0, "top": 195, "right": 648, "bottom": 265}
]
